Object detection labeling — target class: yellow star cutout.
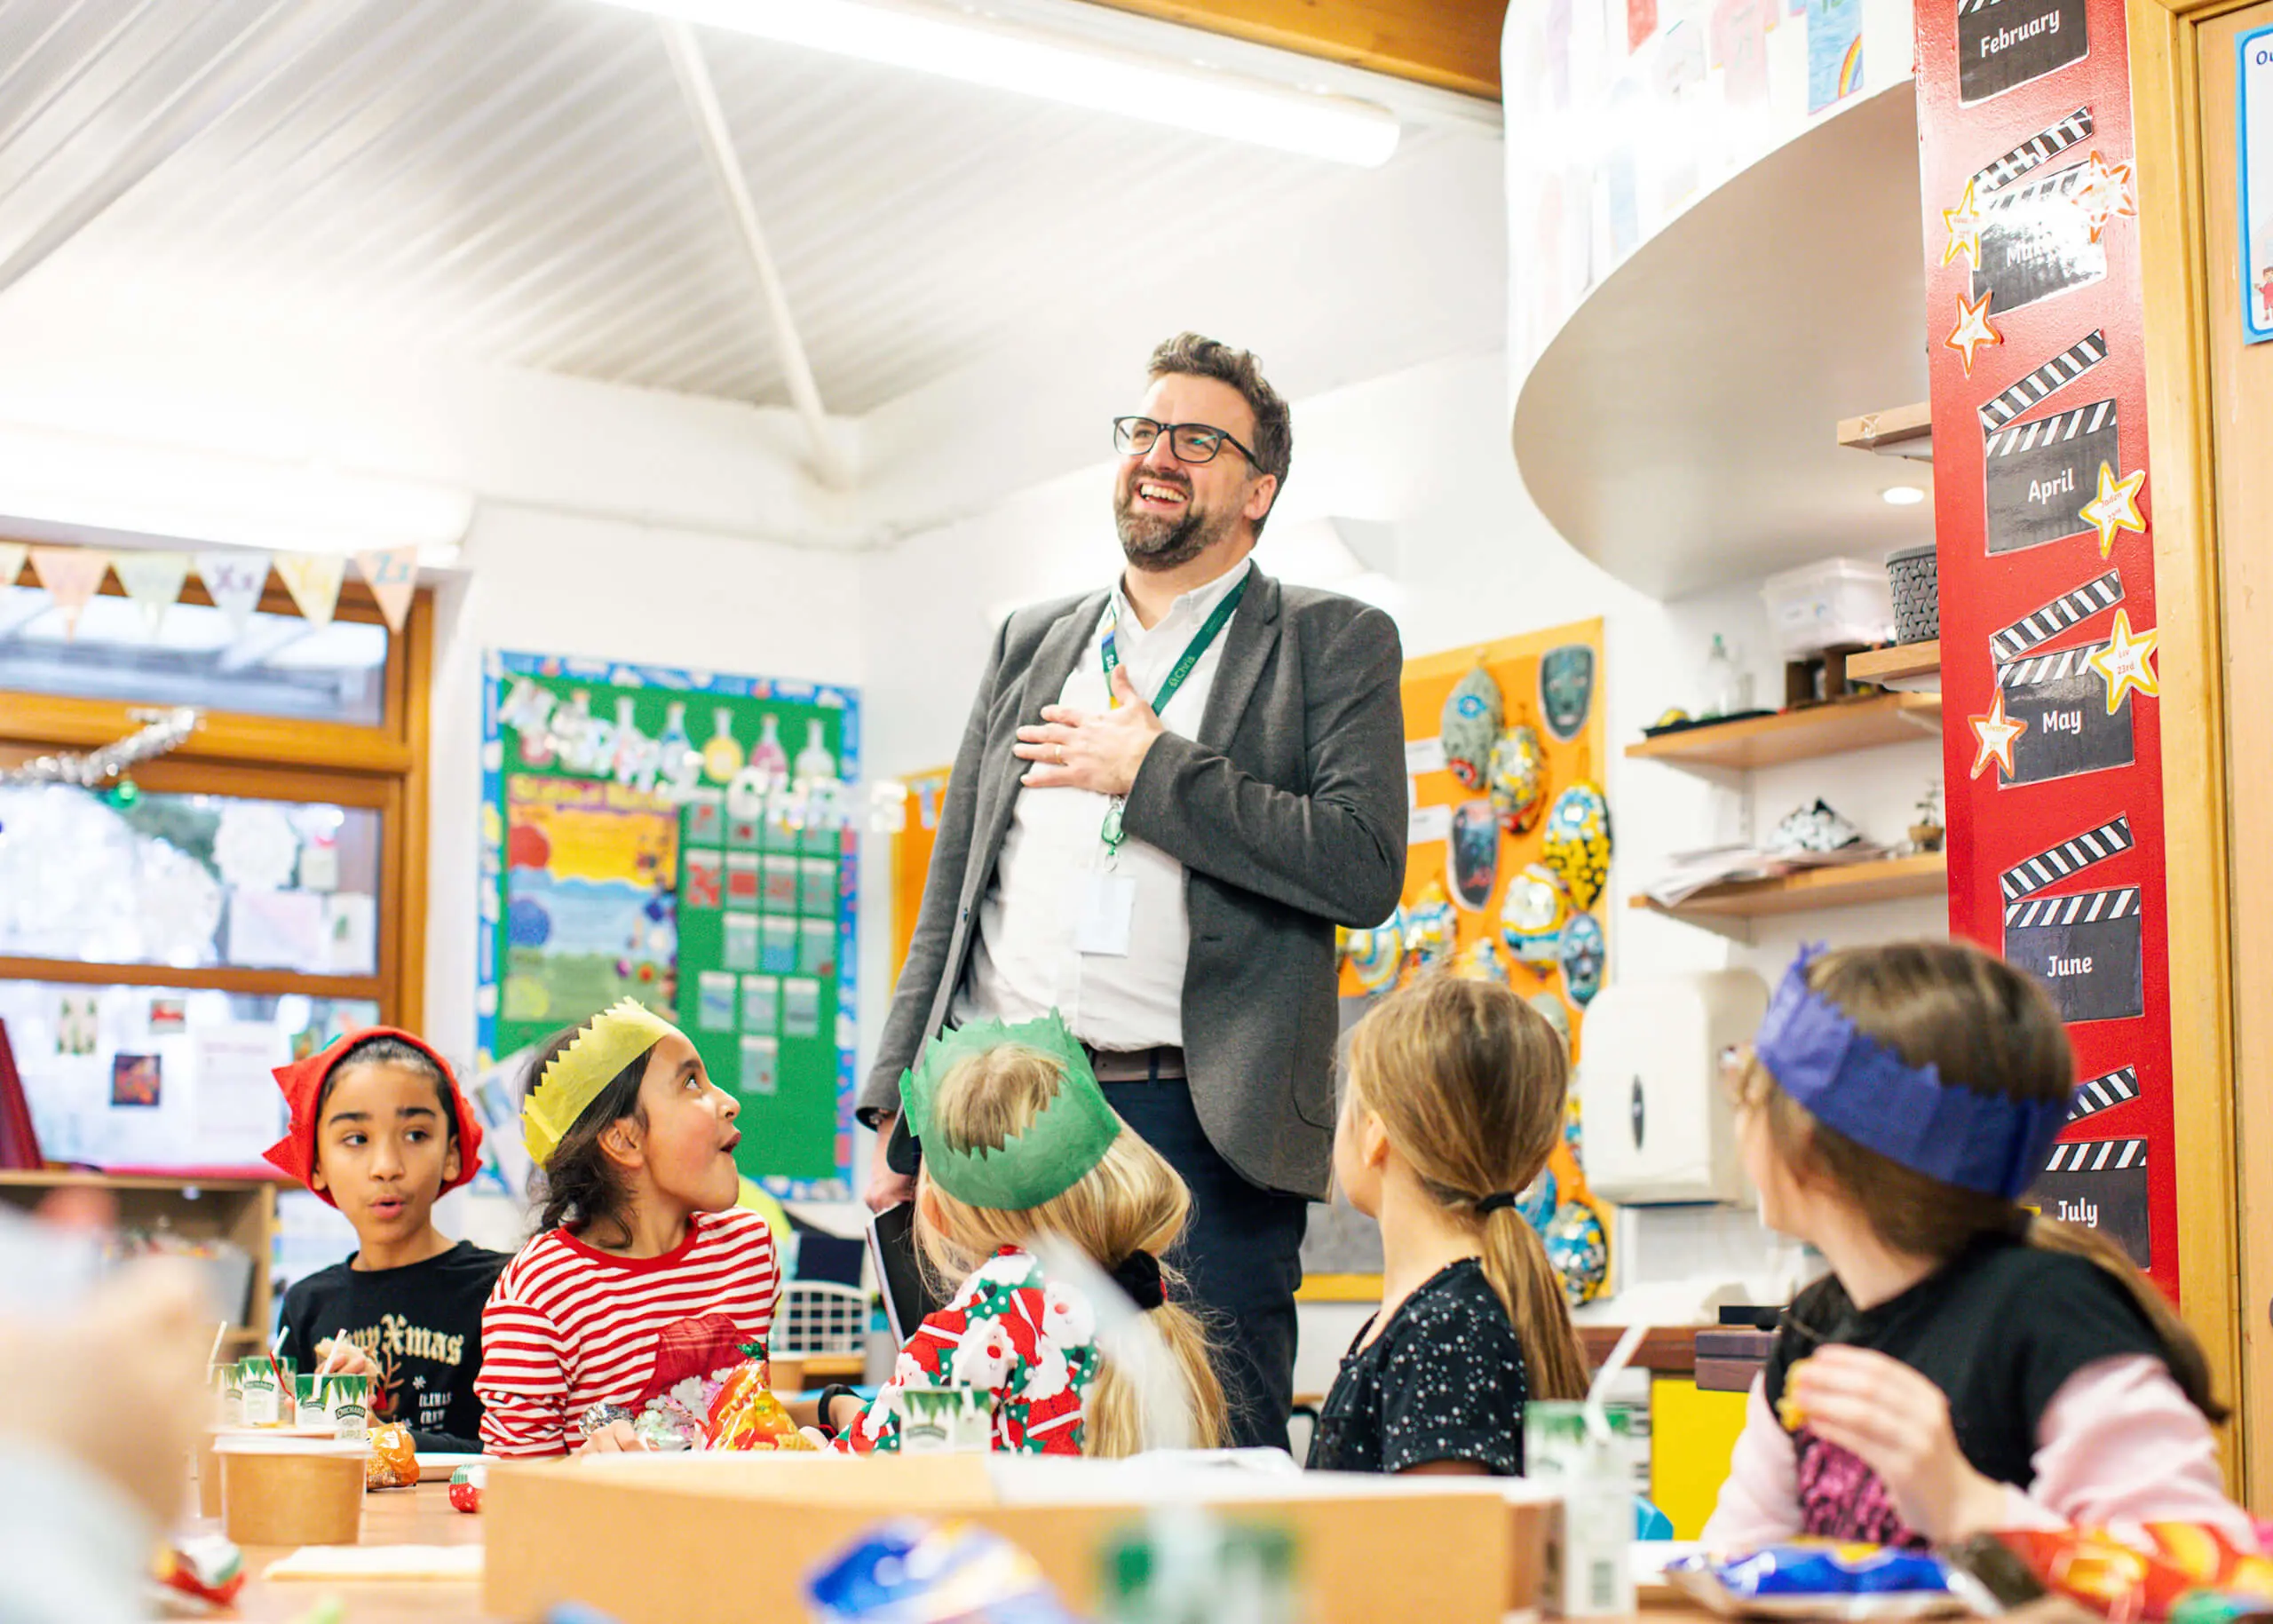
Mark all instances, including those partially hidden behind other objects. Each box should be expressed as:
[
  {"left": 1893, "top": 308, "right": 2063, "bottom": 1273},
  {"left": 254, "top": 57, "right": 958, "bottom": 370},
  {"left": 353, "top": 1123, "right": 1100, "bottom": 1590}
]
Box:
[
  {"left": 2078, "top": 461, "right": 2147, "bottom": 557},
  {"left": 1945, "top": 289, "right": 2004, "bottom": 376},
  {"left": 1942, "top": 179, "right": 1986, "bottom": 270},
  {"left": 2075, "top": 149, "right": 2136, "bottom": 244},
  {"left": 2086, "top": 608, "right": 2159, "bottom": 715},
  {"left": 1968, "top": 687, "right": 2028, "bottom": 780}
]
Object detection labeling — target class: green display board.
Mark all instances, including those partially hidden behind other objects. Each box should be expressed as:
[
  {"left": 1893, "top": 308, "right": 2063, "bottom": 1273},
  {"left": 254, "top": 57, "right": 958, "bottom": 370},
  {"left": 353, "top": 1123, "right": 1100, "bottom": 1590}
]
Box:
[{"left": 479, "top": 651, "right": 858, "bottom": 1199}]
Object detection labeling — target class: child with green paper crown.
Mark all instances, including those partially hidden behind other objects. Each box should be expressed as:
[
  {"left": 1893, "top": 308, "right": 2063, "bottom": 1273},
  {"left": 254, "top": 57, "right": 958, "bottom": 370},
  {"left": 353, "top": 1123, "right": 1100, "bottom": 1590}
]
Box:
[{"left": 816, "top": 1012, "right": 1227, "bottom": 1456}]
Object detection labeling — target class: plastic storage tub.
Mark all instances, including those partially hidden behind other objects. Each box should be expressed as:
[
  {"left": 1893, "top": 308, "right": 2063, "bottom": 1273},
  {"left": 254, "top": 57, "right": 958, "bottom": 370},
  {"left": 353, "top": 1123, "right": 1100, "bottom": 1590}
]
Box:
[
  {"left": 1760, "top": 557, "right": 1896, "bottom": 657},
  {"left": 1885, "top": 543, "right": 1939, "bottom": 643}
]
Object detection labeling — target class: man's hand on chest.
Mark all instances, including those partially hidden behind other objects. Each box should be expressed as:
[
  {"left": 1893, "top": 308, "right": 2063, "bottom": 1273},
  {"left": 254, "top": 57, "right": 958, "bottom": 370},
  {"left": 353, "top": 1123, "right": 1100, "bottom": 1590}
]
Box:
[{"left": 1014, "top": 664, "right": 1166, "bottom": 797}]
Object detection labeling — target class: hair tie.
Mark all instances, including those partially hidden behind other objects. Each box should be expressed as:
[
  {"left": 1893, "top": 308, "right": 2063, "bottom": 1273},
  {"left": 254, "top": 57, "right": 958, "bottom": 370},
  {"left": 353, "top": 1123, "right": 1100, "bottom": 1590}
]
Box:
[
  {"left": 1475, "top": 1191, "right": 1519, "bottom": 1216},
  {"left": 1109, "top": 1249, "right": 1167, "bottom": 1311}
]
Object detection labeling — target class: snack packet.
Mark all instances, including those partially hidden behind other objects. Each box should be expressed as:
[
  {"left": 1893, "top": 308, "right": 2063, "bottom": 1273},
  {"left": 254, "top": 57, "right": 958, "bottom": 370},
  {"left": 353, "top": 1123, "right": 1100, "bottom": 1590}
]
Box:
[
  {"left": 1667, "top": 1543, "right": 1984, "bottom": 1620},
  {"left": 804, "top": 1517, "right": 1082, "bottom": 1622},
  {"left": 365, "top": 1422, "right": 418, "bottom": 1489},
  {"left": 1964, "top": 1527, "right": 2273, "bottom": 1623},
  {"left": 707, "top": 1342, "right": 814, "bottom": 1452},
  {"left": 155, "top": 1533, "right": 245, "bottom": 1607}
]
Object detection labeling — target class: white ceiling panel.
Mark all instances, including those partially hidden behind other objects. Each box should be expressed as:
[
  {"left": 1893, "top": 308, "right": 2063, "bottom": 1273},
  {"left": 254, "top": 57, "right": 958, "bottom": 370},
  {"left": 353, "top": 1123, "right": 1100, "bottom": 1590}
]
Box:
[{"left": 0, "top": 0, "right": 1495, "bottom": 414}]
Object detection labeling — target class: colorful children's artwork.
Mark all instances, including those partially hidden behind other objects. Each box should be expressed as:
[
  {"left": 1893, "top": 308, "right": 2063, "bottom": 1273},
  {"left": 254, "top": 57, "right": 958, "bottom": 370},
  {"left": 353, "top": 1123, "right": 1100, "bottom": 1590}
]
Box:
[
  {"left": 480, "top": 651, "right": 859, "bottom": 1199},
  {"left": 110, "top": 1053, "right": 161, "bottom": 1108},
  {"left": 1805, "top": 0, "right": 1865, "bottom": 113}
]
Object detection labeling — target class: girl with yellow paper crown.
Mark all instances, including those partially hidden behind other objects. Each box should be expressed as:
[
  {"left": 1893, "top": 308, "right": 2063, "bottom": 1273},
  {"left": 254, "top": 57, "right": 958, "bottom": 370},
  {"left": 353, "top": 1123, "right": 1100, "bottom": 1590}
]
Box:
[
  {"left": 477, "top": 1000, "right": 780, "bottom": 1457},
  {"left": 814, "top": 1012, "right": 1226, "bottom": 1456}
]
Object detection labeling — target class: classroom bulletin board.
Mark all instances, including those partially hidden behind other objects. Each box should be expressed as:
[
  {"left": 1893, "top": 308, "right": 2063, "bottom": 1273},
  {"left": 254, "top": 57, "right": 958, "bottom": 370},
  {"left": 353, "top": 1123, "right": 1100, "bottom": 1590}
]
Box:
[
  {"left": 478, "top": 651, "right": 859, "bottom": 1199},
  {"left": 1305, "top": 616, "right": 1616, "bottom": 1303}
]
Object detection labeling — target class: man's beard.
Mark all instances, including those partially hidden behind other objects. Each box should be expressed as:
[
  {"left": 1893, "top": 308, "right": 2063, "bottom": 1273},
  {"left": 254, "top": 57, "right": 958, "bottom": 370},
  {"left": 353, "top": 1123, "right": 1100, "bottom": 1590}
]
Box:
[{"left": 1115, "top": 487, "right": 1233, "bottom": 572}]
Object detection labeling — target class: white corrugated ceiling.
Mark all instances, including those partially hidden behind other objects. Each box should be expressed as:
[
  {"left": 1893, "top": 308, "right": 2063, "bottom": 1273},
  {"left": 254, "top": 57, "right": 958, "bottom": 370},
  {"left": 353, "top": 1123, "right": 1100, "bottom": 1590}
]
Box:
[{"left": 0, "top": 0, "right": 1491, "bottom": 415}]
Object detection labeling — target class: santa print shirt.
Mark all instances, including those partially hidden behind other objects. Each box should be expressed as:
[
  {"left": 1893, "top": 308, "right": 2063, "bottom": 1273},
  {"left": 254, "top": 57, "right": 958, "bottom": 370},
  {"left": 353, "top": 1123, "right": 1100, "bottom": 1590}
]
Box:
[
  {"left": 477, "top": 1208, "right": 780, "bottom": 1458},
  {"left": 836, "top": 1247, "right": 1099, "bottom": 1456}
]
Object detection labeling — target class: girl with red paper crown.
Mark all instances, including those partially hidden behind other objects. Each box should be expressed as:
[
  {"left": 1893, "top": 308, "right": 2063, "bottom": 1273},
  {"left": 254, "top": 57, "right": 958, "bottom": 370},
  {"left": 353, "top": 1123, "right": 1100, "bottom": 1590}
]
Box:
[
  {"left": 1705, "top": 941, "right": 2253, "bottom": 1549},
  {"left": 813, "top": 1011, "right": 1226, "bottom": 1456},
  {"left": 477, "top": 1000, "right": 780, "bottom": 1457},
  {"left": 265, "top": 1029, "right": 508, "bottom": 1454}
]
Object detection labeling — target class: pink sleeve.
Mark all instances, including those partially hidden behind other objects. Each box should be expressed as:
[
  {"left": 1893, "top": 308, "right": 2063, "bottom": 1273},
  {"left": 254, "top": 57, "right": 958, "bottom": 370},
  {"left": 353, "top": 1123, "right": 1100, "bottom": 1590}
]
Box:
[
  {"left": 1701, "top": 1377, "right": 1803, "bottom": 1549},
  {"left": 1992, "top": 1354, "right": 2255, "bottom": 1547}
]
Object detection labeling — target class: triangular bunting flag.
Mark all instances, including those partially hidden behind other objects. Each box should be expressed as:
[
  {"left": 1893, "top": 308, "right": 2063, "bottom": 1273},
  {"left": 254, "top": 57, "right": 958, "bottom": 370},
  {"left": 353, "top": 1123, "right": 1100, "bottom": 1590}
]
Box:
[
  {"left": 0, "top": 543, "right": 25, "bottom": 590},
  {"left": 27, "top": 546, "right": 111, "bottom": 639},
  {"left": 111, "top": 550, "right": 192, "bottom": 638},
  {"left": 355, "top": 546, "right": 418, "bottom": 633},
  {"left": 196, "top": 551, "right": 272, "bottom": 638},
  {"left": 275, "top": 553, "right": 345, "bottom": 628}
]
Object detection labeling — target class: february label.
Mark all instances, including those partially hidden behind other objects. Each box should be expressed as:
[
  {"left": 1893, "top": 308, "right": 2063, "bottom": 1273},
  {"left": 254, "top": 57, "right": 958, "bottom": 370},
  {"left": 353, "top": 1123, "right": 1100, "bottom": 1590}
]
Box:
[{"left": 1959, "top": 0, "right": 2087, "bottom": 103}]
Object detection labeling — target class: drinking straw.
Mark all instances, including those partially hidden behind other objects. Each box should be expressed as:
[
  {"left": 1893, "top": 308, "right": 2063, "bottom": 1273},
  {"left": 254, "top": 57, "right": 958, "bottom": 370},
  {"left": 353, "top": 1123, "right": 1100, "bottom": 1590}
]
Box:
[
  {"left": 1584, "top": 1323, "right": 1649, "bottom": 1447},
  {"left": 207, "top": 1320, "right": 228, "bottom": 1369}
]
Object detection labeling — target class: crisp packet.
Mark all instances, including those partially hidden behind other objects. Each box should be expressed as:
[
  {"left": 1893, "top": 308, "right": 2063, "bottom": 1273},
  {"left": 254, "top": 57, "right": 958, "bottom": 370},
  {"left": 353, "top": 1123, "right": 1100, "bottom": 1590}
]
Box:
[
  {"left": 364, "top": 1422, "right": 418, "bottom": 1489},
  {"left": 635, "top": 1399, "right": 704, "bottom": 1453},
  {"left": 1975, "top": 1527, "right": 2273, "bottom": 1623},
  {"left": 155, "top": 1533, "right": 245, "bottom": 1606},
  {"left": 1667, "top": 1543, "right": 1987, "bottom": 1620},
  {"left": 804, "top": 1518, "right": 1082, "bottom": 1623},
  {"left": 708, "top": 1343, "right": 815, "bottom": 1452}
]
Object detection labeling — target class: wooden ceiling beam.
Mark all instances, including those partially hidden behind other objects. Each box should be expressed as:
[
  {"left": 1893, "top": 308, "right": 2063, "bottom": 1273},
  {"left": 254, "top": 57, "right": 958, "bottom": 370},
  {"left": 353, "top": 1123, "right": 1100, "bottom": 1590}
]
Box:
[{"left": 1076, "top": 0, "right": 1506, "bottom": 99}]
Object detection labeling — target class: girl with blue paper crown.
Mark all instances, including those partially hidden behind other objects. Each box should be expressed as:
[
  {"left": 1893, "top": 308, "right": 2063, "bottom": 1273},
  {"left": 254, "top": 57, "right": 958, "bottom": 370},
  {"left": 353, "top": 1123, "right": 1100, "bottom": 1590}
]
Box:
[
  {"left": 1705, "top": 941, "right": 2252, "bottom": 1549},
  {"left": 816, "top": 1011, "right": 1227, "bottom": 1456}
]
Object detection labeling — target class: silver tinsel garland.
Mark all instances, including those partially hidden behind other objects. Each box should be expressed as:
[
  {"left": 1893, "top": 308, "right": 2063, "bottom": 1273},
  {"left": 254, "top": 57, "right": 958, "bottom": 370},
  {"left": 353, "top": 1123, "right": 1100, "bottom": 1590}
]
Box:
[{"left": 0, "top": 708, "right": 201, "bottom": 788}]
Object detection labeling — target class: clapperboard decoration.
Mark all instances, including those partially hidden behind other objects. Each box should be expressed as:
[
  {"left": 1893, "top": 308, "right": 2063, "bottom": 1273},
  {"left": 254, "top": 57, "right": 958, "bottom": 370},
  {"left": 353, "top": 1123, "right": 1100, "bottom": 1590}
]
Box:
[
  {"left": 2028, "top": 1137, "right": 2150, "bottom": 1269},
  {"left": 1984, "top": 398, "right": 2119, "bottom": 555},
  {"left": 1960, "top": 0, "right": 2087, "bottom": 104},
  {"left": 1974, "top": 162, "right": 2110, "bottom": 313},
  {"left": 1989, "top": 569, "right": 2124, "bottom": 661},
  {"left": 2004, "top": 885, "right": 2144, "bottom": 1024},
  {"left": 2067, "top": 1065, "right": 2140, "bottom": 1121},
  {"left": 1994, "top": 640, "right": 2134, "bottom": 783},
  {"left": 1973, "top": 108, "right": 2095, "bottom": 193},
  {"left": 1999, "top": 812, "right": 2133, "bottom": 899},
  {"left": 1977, "top": 329, "right": 2106, "bottom": 432}
]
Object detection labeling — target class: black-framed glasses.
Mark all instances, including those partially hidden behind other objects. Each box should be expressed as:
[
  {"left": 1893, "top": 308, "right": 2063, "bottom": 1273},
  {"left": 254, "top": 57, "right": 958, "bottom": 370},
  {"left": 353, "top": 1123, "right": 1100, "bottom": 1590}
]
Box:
[{"left": 1113, "top": 416, "right": 1262, "bottom": 468}]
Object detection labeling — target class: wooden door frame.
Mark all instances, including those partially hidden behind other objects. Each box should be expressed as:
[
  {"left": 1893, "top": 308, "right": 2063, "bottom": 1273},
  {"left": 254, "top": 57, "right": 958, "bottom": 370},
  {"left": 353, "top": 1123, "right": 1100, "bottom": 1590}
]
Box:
[{"left": 2128, "top": 0, "right": 2258, "bottom": 1497}]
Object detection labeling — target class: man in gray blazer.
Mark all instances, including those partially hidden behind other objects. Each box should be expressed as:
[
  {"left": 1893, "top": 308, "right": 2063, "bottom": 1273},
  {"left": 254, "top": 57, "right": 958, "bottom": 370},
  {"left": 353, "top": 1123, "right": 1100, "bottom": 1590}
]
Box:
[{"left": 860, "top": 334, "right": 1407, "bottom": 1451}]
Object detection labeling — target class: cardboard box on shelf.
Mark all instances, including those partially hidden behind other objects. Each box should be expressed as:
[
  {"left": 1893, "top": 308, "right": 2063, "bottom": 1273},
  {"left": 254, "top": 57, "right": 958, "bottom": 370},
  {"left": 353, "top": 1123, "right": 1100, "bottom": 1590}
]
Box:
[{"left": 484, "top": 1451, "right": 1550, "bottom": 1624}]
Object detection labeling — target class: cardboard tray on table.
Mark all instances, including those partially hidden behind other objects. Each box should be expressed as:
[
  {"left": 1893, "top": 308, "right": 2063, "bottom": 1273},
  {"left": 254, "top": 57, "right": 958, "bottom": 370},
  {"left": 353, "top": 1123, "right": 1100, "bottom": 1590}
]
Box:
[{"left": 484, "top": 1450, "right": 1553, "bottom": 1624}]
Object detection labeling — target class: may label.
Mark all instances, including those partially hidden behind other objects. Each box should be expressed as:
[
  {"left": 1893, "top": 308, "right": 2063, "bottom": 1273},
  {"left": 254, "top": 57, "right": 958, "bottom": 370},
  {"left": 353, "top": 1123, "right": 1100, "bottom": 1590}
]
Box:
[
  {"left": 2027, "top": 1138, "right": 2150, "bottom": 1268},
  {"left": 2003, "top": 885, "right": 2144, "bottom": 1023},
  {"left": 1996, "top": 641, "right": 2134, "bottom": 784},
  {"left": 1959, "top": 0, "right": 2087, "bottom": 103},
  {"left": 1975, "top": 162, "right": 2108, "bottom": 312},
  {"left": 1984, "top": 399, "right": 2119, "bottom": 554}
]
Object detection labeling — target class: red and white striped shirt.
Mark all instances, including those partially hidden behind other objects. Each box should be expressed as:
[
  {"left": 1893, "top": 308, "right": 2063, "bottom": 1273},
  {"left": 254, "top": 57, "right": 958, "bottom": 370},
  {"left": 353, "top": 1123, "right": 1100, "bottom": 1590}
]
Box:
[{"left": 477, "top": 1208, "right": 780, "bottom": 1458}]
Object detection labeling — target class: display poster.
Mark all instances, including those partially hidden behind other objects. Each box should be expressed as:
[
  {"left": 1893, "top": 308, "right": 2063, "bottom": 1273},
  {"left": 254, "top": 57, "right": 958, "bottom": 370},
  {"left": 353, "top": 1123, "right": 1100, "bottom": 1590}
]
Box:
[
  {"left": 1308, "top": 620, "right": 1614, "bottom": 1309},
  {"left": 2237, "top": 24, "right": 2273, "bottom": 343},
  {"left": 1915, "top": 0, "right": 2176, "bottom": 1291},
  {"left": 479, "top": 651, "right": 859, "bottom": 1199}
]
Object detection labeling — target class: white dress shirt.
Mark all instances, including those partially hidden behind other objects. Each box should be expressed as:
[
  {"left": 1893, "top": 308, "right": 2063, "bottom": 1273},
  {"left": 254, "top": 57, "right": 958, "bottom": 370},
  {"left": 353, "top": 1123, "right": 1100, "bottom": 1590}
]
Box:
[{"left": 955, "top": 559, "right": 1253, "bottom": 1051}]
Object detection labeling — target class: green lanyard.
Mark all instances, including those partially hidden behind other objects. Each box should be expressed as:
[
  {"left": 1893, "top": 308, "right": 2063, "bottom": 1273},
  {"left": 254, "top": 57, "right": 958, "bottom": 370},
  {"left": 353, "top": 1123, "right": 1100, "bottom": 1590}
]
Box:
[{"left": 1097, "top": 573, "right": 1248, "bottom": 861}]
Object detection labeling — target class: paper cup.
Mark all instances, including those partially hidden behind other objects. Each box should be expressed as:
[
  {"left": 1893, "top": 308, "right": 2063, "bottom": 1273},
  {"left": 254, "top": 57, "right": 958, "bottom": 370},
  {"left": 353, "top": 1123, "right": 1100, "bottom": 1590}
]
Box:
[
  {"left": 213, "top": 1433, "right": 367, "bottom": 1547},
  {"left": 194, "top": 1430, "right": 225, "bottom": 1519}
]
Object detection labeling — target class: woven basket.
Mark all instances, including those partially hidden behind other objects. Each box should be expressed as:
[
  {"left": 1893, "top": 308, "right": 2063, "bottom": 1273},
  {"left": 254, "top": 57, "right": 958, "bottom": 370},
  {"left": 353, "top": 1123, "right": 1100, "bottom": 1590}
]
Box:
[{"left": 1886, "top": 543, "right": 1938, "bottom": 644}]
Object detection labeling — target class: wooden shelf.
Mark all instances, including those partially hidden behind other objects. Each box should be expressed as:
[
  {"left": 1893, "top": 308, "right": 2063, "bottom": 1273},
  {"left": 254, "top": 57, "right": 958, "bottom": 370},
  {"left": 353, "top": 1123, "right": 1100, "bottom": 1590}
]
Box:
[
  {"left": 1625, "top": 692, "right": 1942, "bottom": 772},
  {"left": 1836, "top": 400, "right": 1934, "bottom": 456},
  {"left": 0, "top": 1169, "right": 283, "bottom": 1192},
  {"left": 1844, "top": 640, "right": 1941, "bottom": 692},
  {"left": 1633, "top": 852, "right": 1949, "bottom": 923}
]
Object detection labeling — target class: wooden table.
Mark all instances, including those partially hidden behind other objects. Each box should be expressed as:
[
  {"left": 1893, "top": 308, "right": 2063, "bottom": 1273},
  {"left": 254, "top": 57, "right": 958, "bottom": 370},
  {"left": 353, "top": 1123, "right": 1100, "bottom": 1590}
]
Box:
[{"left": 216, "top": 1482, "right": 491, "bottom": 1623}]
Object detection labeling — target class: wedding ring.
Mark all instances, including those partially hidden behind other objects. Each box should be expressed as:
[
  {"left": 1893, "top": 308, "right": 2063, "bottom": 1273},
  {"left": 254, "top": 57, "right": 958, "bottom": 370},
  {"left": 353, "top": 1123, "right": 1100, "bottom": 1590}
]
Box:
[{"left": 1056, "top": 744, "right": 1066, "bottom": 764}]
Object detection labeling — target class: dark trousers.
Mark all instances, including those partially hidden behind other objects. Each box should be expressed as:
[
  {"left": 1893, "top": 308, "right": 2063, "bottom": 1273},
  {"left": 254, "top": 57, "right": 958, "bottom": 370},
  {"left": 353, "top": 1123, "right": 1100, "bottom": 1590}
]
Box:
[{"left": 1101, "top": 1075, "right": 1310, "bottom": 1454}]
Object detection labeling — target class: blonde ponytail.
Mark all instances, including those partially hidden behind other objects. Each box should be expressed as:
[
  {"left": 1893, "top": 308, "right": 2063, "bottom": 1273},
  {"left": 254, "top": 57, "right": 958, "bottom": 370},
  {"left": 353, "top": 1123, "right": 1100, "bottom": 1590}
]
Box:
[
  {"left": 1348, "top": 975, "right": 1592, "bottom": 1404},
  {"left": 912, "top": 1043, "right": 1230, "bottom": 1455}
]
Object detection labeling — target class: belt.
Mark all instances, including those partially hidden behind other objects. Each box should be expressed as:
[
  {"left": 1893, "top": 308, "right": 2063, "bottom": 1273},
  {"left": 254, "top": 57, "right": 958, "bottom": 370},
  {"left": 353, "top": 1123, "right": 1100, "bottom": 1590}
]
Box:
[{"left": 1083, "top": 1044, "right": 1186, "bottom": 1082}]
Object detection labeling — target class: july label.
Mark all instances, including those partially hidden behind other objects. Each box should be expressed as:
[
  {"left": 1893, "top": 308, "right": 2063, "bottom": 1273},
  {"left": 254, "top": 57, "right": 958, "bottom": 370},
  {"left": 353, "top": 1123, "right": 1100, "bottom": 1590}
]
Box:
[
  {"left": 1997, "top": 643, "right": 2134, "bottom": 784},
  {"left": 2003, "top": 885, "right": 2144, "bottom": 1023},
  {"left": 2026, "top": 1138, "right": 2150, "bottom": 1267},
  {"left": 1984, "top": 400, "right": 2119, "bottom": 555},
  {"left": 1959, "top": 0, "right": 2087, "bottom": 103},
  {"left": 1975, "top": 162, "right": 2108, "bottom": 312}
]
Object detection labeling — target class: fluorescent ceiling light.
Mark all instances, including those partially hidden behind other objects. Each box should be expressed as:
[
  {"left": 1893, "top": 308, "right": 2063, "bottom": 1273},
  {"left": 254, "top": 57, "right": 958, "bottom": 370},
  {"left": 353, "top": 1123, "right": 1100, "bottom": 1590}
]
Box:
[
  {"left": 592, "top": 0, "right": 1402, "bottom": 167},
  {"left": 1881, "top": 486, "right": 1926, "bottom": 507}
]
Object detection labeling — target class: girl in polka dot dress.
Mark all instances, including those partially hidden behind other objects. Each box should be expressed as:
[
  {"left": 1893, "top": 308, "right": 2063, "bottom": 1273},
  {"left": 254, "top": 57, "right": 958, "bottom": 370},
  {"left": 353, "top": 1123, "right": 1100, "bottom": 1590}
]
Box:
[
  {"left": 816, "top": 1014, "right": 1227, "bottom": 1457},
  {"left": 1310, "top": 976, "right": 1590, "bottom": 1476}
]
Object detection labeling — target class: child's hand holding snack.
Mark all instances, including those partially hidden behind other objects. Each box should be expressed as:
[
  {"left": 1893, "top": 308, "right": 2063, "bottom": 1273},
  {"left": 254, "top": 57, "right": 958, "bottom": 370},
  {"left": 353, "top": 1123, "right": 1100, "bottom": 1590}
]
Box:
[{"left": 1786, "top": 1345, "right": 2008, "bottom": 1540}]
